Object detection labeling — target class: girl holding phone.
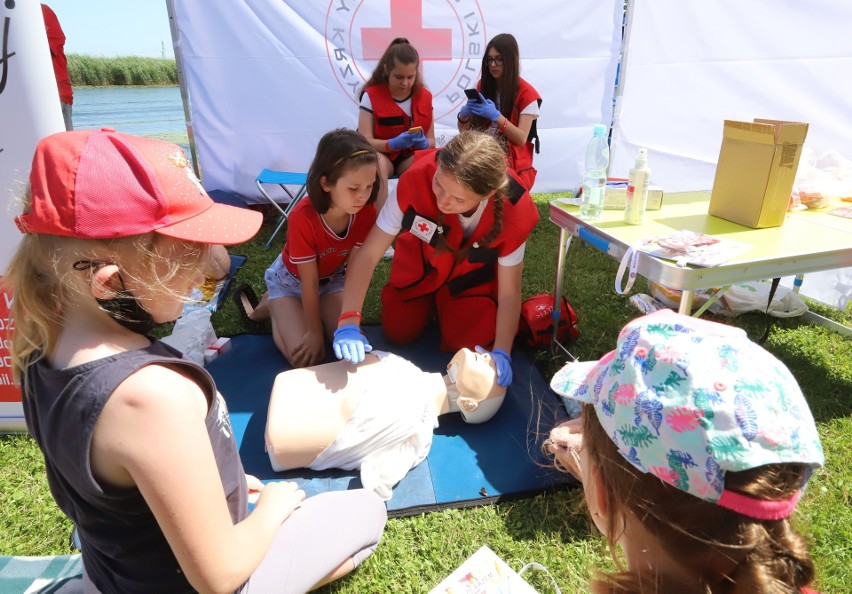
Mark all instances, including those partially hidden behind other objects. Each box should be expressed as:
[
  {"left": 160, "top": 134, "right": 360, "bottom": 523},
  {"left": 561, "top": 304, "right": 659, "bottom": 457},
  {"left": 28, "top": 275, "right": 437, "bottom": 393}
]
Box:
[
  {"left": 358, "top": 37, "right": 435, "bottom": 211},
  {"left": 458, "top": 33, "right": 542, "bottom": 191}
]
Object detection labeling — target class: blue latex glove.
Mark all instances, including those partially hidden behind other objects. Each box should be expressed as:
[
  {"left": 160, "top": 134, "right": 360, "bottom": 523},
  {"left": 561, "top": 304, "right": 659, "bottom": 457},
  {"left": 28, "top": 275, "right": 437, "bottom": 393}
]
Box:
[
  {"left": 469, "top": 94, "right": 501, "bottom": 122},
  {"left": 459, "top": 100, "right": 474, "bottom": 119},
  {"left": 411, "top": 132, "right": 430, "bottom": 150},
  {"left": 475, "top": 345, "right": 513, "bottom": 387},
  {"left": 333, "top": 325, "right": 372, "bottom": 364},
  {"left": 388, "top": 131, "right": 415, "bottom": 152}
]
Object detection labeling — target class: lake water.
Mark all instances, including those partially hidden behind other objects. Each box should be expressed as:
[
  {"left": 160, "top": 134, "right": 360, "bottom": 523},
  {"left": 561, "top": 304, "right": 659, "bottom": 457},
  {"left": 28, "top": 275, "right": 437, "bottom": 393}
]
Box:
[{"left": 74, "top": 86, "right": 189, "bottom": 151}]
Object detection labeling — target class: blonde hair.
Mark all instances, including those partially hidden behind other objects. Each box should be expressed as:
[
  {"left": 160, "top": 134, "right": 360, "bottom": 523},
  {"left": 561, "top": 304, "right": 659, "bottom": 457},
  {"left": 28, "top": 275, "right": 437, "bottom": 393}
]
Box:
[
  {"left": 434, "top": 131, "right": 509, "bottom": 261},
  {"left": 3, "top": 190, "right": 209, "bottom": 388},
  {"left": 581, "top": 403, "right": 816, "bottom": 594}
]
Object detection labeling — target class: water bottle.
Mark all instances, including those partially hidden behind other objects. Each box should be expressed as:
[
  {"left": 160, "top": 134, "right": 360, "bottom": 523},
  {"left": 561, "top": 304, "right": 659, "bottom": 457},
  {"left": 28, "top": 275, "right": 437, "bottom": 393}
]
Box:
[
  {"left": 624, "top": 147, "right": 651, "bottom": 224},
  {"left": 580, "top": 124, "right": 609, "bottom": 220}
]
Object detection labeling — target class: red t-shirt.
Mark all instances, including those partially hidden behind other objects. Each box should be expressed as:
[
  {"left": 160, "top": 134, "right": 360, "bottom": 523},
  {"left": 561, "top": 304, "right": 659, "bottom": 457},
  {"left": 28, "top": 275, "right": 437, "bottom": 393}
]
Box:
[{"left": 282, "top": 198, "right": 376, "bottom": 279}]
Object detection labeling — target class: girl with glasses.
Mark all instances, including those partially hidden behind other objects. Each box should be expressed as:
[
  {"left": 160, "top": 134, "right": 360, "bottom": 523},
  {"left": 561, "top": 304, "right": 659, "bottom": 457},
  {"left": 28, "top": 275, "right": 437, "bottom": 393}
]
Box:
[{"left": 458, "top": 33, "right": 542, "bottom": 191}]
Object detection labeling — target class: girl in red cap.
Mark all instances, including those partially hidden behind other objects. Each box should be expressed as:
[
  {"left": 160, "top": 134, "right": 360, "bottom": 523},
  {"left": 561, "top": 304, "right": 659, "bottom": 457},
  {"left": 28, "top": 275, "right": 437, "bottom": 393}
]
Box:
[{"left": 6, "top": 130, "right": 386, "bottom": 594}]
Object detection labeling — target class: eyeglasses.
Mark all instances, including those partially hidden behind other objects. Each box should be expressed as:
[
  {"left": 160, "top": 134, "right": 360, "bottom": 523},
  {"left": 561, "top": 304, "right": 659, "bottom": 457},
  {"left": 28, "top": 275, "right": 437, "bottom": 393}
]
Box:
[{"left": 484, "top": 55, "right": 503, "bottom": 66}]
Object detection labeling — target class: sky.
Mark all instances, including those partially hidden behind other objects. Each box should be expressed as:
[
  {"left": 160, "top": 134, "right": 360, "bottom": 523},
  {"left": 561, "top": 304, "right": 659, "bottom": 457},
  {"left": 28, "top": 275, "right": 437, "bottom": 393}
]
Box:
[{"left": 42, "top": 0, "right": 175, "bottom": 58}]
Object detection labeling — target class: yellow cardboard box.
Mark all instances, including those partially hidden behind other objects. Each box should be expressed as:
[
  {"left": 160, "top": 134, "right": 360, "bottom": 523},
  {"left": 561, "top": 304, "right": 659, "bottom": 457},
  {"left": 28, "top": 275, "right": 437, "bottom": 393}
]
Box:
[{"left": 709, "top": 119, "right": 808, "bottom": 228}]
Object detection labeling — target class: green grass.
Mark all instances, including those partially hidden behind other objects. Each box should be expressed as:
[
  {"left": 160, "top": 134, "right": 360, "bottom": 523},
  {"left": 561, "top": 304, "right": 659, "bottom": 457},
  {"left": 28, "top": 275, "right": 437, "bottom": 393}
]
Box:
[
  {"left": 67, "top": 54, "right": 178, "bottom": 87},
  {"left": 1, "top": 196, "right": 850, "bottom": 593}
]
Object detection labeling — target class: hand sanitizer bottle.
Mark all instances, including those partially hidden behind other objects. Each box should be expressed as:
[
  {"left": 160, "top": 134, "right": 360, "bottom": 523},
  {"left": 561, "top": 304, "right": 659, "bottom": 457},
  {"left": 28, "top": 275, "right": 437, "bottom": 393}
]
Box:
[{"left": 624, "top": 148, "right": 651, "bottom": 225}]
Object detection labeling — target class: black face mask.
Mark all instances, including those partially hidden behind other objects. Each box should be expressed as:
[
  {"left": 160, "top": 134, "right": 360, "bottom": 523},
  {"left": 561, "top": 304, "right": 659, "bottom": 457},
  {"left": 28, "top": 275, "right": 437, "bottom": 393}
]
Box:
[{"left": 73, "top": 260, "right": 165, "bottom": 336}]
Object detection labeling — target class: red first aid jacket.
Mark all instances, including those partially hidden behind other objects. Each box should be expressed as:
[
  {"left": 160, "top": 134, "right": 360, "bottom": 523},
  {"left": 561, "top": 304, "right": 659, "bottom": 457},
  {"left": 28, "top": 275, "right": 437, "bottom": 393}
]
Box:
[
  {"left": 364, "top": 84, "right": 433, "bottom": 162},
  {"left": 388, "top": 150, "right": 539, "bottom": 302}
]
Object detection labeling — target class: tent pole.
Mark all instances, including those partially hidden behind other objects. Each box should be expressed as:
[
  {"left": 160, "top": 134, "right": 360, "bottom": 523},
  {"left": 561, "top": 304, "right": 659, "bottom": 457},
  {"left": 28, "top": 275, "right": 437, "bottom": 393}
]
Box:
[
  {"left": 165, "top": 0, "right": 201, "bottom": 179},
  {"left": 609, "top": 0, "right": 634, "bottom": 166}
]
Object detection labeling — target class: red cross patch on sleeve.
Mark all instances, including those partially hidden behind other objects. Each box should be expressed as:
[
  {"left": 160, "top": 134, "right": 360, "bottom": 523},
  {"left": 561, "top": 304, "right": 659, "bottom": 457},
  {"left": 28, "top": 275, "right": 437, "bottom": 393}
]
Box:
[{"left": 410, "top": 215, "right": 441, "bottom": 243}]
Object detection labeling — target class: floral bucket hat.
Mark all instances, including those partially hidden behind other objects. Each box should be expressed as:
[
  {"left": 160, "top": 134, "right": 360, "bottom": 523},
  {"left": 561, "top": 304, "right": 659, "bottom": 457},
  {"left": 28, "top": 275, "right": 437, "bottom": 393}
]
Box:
[{"left": 550, "top": 309, "right": 824, "bottom": 519}]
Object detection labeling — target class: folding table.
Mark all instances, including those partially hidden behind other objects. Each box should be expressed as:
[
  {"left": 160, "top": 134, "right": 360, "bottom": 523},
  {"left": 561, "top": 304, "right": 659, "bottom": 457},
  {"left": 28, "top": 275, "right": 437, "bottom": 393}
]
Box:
[{"left": 550, "top": 191, "right": 852, "bottom": 334}]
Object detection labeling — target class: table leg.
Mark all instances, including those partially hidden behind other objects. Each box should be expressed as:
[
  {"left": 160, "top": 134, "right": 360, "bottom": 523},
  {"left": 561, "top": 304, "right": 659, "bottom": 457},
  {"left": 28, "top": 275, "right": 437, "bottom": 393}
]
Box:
[
  {"left": 678, "top": 290, "right": 695, "bottom": 315},
  {"left": 552, "top": 228, "right": 573, "bottom": 345}
]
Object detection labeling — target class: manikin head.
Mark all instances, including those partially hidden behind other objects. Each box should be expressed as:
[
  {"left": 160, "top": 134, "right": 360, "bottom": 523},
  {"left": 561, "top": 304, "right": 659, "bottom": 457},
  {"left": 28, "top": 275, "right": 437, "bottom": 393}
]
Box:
[{"left": 445, "top": 348, "right": 506, "bottom": 424}]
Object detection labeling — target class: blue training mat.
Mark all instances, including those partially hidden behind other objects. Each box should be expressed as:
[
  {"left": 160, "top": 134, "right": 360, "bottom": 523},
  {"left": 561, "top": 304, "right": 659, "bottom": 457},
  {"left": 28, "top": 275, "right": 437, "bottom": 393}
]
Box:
[{"left": 208, "top": 325, "right": 575, "bottom": 516}]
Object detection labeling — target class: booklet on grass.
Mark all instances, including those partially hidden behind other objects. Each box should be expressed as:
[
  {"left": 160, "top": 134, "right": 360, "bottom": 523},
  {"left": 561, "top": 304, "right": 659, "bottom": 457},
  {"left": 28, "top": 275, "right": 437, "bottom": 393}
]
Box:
[{"left": 428, "top": 545, "right": 540, "bottom": 594}]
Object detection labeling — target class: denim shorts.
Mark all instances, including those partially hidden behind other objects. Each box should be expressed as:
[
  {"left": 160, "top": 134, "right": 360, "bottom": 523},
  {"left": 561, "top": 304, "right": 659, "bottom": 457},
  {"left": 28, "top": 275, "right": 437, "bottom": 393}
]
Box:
[{"left": 264, "top": 254, "right": 346, "bottom": 300}]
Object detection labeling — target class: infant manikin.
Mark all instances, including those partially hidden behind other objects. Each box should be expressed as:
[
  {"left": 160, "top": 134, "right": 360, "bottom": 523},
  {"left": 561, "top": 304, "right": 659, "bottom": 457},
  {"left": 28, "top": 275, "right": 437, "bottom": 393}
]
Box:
[{"left": 265, "top": 348, "right": 506, "bottom": 500}]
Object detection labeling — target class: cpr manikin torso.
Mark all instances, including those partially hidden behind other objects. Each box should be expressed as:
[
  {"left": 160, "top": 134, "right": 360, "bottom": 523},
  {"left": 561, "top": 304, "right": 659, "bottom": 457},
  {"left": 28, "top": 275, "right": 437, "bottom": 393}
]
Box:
[{"left": 265, "top": 348, "right": 505, "bottom": 499}]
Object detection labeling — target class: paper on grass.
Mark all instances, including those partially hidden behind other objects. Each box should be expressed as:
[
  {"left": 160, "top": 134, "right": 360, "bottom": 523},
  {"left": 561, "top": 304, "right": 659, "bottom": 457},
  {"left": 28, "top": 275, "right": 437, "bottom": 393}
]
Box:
[
  {"left": 428, "top": 545, "right": 539, "bottom": 594},
  {"left": 638, "top": 230, "right": 750, "bottom": 268}
]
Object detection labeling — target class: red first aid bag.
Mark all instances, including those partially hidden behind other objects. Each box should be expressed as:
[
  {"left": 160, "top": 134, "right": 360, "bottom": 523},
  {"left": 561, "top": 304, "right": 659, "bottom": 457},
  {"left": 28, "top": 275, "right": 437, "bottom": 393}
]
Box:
[{"left": 517, "top": 294, "right": 579, "bottom": 348}]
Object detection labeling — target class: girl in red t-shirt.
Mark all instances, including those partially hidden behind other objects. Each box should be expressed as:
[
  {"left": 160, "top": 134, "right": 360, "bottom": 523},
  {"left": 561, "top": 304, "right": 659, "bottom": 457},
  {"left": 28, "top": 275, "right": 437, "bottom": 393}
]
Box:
[{"left": 236, "top": 129, "right": 379, "bottom": 367}]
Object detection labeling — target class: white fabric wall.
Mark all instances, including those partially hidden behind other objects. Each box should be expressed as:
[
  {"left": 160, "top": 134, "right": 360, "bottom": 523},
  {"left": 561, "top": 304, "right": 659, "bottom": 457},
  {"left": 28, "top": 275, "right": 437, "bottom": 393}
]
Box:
[
  {"left": 610, "top": 0, "right": 852, "bottom": 190},
  {"left": 610, "top": 0, "right": 852, "bottom": 310},
  {"left": 0, "top": 1, "right": 66, "bottom": 430},
  {"left": 171, "top": 0, "right": 623, "bottom": 201}
]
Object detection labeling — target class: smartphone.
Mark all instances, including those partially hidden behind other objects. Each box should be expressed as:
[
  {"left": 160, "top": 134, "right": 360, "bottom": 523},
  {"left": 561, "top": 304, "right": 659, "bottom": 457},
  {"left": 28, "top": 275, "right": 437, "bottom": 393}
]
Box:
[
  {"left": 407, "top": 126, "right": 423, "bottom": 135},
  {"left": 464, "top": 88, "right": 482, "bottom": 103}
]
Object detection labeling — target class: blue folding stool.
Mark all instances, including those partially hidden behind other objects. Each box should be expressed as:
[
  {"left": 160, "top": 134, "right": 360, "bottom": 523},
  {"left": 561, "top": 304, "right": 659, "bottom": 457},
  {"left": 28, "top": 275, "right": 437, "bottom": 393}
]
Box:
[{"left": 255, "top": 169, "right": 309, "bottom": 248}]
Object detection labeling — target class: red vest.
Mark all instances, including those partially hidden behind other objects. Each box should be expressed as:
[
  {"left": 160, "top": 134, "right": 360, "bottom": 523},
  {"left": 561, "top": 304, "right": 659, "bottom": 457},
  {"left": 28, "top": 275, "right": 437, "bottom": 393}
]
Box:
[
  {"left": 478, "top": 77, "right": 541, "bottom": 189},
  {"left": 364, "top": 85, "right": 433, "bottom": 161},
  {"left": 387, "top": 150, "right": 539, "bottom": 301},
  {"left": 506, "top": 78, "right": 541, "bottom": 187}
]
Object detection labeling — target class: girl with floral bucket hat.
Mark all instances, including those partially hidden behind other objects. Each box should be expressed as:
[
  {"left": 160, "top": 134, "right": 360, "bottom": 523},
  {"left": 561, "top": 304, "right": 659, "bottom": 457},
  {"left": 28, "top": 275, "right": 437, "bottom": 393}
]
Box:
[{"left": 545, "top": 309, "right": 824, "bottom": 593}]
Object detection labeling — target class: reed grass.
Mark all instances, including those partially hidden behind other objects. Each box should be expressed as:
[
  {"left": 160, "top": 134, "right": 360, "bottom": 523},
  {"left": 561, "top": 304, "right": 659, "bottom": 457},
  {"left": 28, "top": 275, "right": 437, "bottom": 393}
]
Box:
[{"left": 67, "top": 54, "right": 177, "bottom": 87}]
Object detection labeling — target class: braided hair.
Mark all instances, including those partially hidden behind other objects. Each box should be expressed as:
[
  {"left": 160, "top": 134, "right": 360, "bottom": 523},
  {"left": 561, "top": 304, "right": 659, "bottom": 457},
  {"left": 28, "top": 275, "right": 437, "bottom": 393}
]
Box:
[{"left": 434, "top": 131, "right": 508, "bottom": 262}]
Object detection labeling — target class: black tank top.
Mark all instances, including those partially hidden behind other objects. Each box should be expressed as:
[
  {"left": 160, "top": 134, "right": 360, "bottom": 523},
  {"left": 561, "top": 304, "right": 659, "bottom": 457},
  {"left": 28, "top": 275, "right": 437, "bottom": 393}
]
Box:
[{"left": 23, "top": 340, "right": 248, "bottom": 593}]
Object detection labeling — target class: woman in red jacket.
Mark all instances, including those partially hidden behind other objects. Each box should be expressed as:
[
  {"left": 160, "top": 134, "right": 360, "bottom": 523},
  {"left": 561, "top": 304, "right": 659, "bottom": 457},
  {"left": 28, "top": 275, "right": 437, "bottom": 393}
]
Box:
[
  {"left": 332, "top": 131, "right": 539, "bottom": 388},
  {"left": 358, "top": 38, "right": 435, "bottom": 211},
  {"left": 458, "top": 33, "right": 541, "bottom": 191}
]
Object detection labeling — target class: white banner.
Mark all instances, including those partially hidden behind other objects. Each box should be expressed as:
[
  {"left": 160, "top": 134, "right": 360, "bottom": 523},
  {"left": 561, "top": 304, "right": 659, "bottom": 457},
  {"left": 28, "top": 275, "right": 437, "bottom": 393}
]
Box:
[
  {"left": 171, "top": 0, "right": 623, "bottom": 201},
  {"left": 1, "top": 1, "right": 66, "bottom": 431}
]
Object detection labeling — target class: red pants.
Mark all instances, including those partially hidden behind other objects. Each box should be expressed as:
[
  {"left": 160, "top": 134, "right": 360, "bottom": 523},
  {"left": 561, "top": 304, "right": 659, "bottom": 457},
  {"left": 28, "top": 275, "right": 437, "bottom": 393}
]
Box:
[{"left": 381, "top": 285, "right": 497, "bottom": 352}]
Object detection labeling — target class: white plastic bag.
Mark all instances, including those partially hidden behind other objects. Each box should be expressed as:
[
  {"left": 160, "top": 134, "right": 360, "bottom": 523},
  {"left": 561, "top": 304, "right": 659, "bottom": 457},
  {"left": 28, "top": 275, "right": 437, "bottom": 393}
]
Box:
[
  {"left": 792, "top": 148, "right": 852, "bottom": 209},
  {"left": 161, "top": 307, "right": 217, "bottom": 365},
  {"left": 708, "top": 281, "right": 808, "bottom": 318}
]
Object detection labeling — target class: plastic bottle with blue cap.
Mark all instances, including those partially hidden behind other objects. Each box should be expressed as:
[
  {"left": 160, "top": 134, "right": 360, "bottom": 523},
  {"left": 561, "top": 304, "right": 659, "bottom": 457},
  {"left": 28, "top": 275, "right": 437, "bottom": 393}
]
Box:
[{"left": 580, "top": 124, "right": 609, "bottom": 220}]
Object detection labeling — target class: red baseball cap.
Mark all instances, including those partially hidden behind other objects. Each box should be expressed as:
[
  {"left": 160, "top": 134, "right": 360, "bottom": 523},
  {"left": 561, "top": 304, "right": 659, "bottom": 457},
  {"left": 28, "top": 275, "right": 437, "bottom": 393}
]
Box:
[{"left": 15, "top": 129, "right": 262, "bottom": 246}]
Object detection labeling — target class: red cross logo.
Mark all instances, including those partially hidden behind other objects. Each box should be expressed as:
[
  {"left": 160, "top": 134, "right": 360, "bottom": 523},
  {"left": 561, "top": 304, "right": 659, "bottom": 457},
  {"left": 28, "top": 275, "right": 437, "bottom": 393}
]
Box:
[
  {"left": 417, "top": 221, "right": 431, "bottom": 233},
  {"left": 325, "top": 0, "right": 485, "bottom": 117},
  {"left": 361, "top": 0, "right": 452, "bottom": 62}
]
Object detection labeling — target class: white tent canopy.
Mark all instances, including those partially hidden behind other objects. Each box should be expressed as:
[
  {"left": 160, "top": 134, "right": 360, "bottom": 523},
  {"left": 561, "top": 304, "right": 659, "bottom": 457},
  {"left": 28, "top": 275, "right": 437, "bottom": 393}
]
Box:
[{"left": 168, "top": 0, "right": 624, "bottom": 199}]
